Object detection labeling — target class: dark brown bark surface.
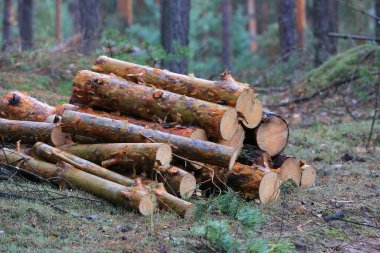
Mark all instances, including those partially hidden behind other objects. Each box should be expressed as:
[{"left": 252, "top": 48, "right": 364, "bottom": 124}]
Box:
[
  {"left": 160, "top": 0, "right": 190, "bottom": 74},
  {"left": 2, "top": 0, "right": 13, "bottom": 52},
  {"left": 278, "top": 0, "right": 296, "bottom": 58},
  {"left": 18, "top": 0, "right": 34, "bottom": 51},
  {"left": 77, "top": 0, "right": 100, "bottom": 55}
]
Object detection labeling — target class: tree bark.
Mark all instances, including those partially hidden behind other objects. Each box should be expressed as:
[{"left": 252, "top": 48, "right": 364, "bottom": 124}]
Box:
[
  {"left": 296, "top": 0, "right": 306, "bottom": 48},
  {"left": 55, "top": 0, "right": 62, "bottom": 43},
  {"left": 247, "top": 0, "right": 257, "bottom": 52},
  {"left": 2, "top": 0, "right": 13, "bottom": 52},
  {"left": 116, "top": 0, "right": 133, "bottom": 28},
  {"left": 313, "top": 0, "right": 338, "bottom": 66},
  {"left": 18, "top": 0, "right": 34, "bottom": 51},
  {"left": 376, "top": 0, "right": 380, "bottom": 39},
  {"left": 244, "top": 112, "right": 289, "bottom": 156},
  {"left": 70, "top": 70, "right": 238, "bottom": 140},
  {"left": 0, "top": 119, "right": 67, "bottom": 146},
  {"left": 278, "top": 0, "right": 296, "bottom": 58},
  {"left": 61, "top": 110, "right": 239, "bottom": 170},
  {"left": 0, "top": 148, "right": 156, "bottom": 216},
  {"left": 57, "top": 143, "right": 172, "bottom": 175},
  {"left": 0, "top": 91, "right": 56, "bottom": 122},
  {"left": 160, "top": 0, "right": 190, "bottom": 74},
  {"left": 92, "top": 56, "right": 260, "bottom": 128},
  {"left": 69, "top": 0, "right": 80, "bottom": 34},
  {"left": 222, "top": 0, "right": 232, "bottom": 70},
  {"left": 77, "top": 0, "right": 100, "bottom": 55}
]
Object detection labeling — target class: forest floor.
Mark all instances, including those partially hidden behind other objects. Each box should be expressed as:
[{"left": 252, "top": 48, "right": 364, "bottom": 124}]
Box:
[{"left": 0, "top": 51, "right": 379, "bottom": 252}]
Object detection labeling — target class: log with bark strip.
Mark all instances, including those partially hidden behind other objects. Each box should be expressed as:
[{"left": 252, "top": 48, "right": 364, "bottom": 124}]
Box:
[
  {"left": 57, "top": 143, "right": 172, "bottom": 174},
  {"left": 70, "top": 70, "right": 238, "bottom": 140},
  {"left": 0, "top": 148, "right": 156, "bottom": 215},
  {"left": 60, "top": 110, "right": 239, "bottom": 170},
  {"left": 31, "top": 142, "right": 194, "bottom": 217},
  {"left": 0, "top": 118, "right": 68, "bottom": 146},
  {"left": 0, "top": 91, "right": 56, "bottom": 121},
  {"left": 244, "top": 112, "right": 289, "bottom": 156},
  {"left": 92, "top": 56, "right": 263, "bottom": 128}
]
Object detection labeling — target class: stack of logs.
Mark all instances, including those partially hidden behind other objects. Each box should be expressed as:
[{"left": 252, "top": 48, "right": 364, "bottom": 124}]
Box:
[{"left": 0, "top": 56, "right": 316, "bottom": 217}]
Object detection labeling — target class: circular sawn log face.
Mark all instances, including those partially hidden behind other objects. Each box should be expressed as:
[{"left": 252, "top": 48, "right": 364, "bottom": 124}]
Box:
[
  {"left": 179, "top": 173, "right": 196, "bottom": 199},
  {"left": 279, "top": 157, "right": 302, "bottom": 186},
  {"left": 301, "top": 165, "right": 316, "bottom": 188},
  {"left": 138, "top": 193, "right": 158, "bottom": 216},
  {"left": 259, "top": 172, "right": 281, "bottom": 204}
]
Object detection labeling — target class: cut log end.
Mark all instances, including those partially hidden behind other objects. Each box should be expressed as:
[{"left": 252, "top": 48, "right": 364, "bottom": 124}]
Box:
[
  {"left": 220, "top": 108, "right": 238, "bottom": 140},
  {"left": 51, "top": 126, "right": 69, "bottom": 146},
  {"left": 228, "top": 149, "right": 240, "bottom": 170},
  {"left": 138, "top": 193, "right": 157, "bottom": 216},
  {"left": 256, "top": 115, "right": 288, "bottom": 156},
  {"left": 189, "top": 129, "right": 208, "bottom": 141},
  {"left": 179, "top": 173, "right": 196, "bottom": 199},
  {"left": 279, "top": 157, "right": 302, "bottom": 186},
  {"left": 156, "top": 144, "right": 172, "bottom": 168},
  {"left": 259, "top": 172, "right": 281, "bottom": 204},
  {"left": 241, "top": 99, "right": 263, "bottom": 129},
  {"left": 301, "top": 165, "right": 316, "bottom": 188}
]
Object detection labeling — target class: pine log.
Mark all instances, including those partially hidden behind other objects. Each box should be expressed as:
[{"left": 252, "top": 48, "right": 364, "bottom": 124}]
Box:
[
  {"left": 57, "top": 143, "right": 172, "bottom": 175},
  {"left": 219, "top": 124, "right": 245, "bottom": 150},
  {"left": 75, "top": 107, "right": 208, "bottom": 141},
  {"left": 0, "top": 148, "right": 156, "bottom": 215},
  {"left": 0, "top": 91, "right": 55, "bottom": 121},
  {"left": 70, "top": 70, "right": 238, "bottom": 140},
  {"left": 300, "top": 164, "right": 316, "bottom": 188},
  {"left": 156, "top": 166, "right": 196, "bottom": 199},
  {"left": 226, "top": 163, "right": 281, "bottom": 203},
  {"left": 244, "top": 112, "right": 289, "bottom": 156},
  {"left": 0, "top": 118, "right": 67, "bottom": 146},
  {"left": 272, "top": 154, "right": 302, "bottom": 185},
  {"left": 92, "top": 56, "right": 260, "bottom": 127},
  {"left": 61, "top": 110, "right": 239, "bottom": 170},
  {"left": 31, "top": 142, "right": 192, "bottom": 216}
]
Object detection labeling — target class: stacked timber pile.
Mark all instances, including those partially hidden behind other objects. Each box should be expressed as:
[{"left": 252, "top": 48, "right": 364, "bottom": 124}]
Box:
[{"left": 0, "top": 56, "right": 316, "bottom": 217}]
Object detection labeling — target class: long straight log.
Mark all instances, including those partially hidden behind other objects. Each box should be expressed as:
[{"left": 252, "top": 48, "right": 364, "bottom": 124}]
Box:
[
  {"left": 70, "top": 70, "right": 238, "bottom": 140},
  {"left": 0, "top": 148, "right": 156, "bottom": 215},
  {"left": 0, "top": 91, "right": 56, "bottom": 121},
  {"left": 57, "top": 143, "right": 172, "bottom": 174},
  {"left": 244, "top": 112, "right": 289, "bottom": 156},
  {"left": 31, "top": 142, "right": 192, "bottom": 216},
  {"left": 0, "top": 118, "right": 67, "bottom": 146},
  {"left": 92, "top": 56, "right": 261, "bottom": 128},
  {"left": 61, "top": 110, "right": 239, "bottom": 170}
]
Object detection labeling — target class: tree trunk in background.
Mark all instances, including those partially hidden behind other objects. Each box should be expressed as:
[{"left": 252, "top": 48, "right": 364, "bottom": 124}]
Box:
[
  {"left": 117, "top": 0, "right": 133, "bottom": 28},
  {"left": 247, "top": 0, "right": 257, "bottom": 52},
  {"left": 278, "top": 0, "right": 296, "bottom": 58},
  {"left": 18, "top": 0, "right": 34, "bottom": 51},
  {"left": 222, "top": 0, "right": 232, "bottom": 70},
  {"left": 55, "top": 0, "right": 62, "bottom": 43},
  {"left": 160, "top": 0, "right": 190, "bottom": 74},
  {"left": 257, "top": 2, "right": 269, "bottom": 34},
  {"left": 313, "top": 0, "right": 337, "bottom": 66},
  {"left": 327, "top": 0, "right": 338, "bottom": 55},
  {"left": 2, "top": 0, "right": 13, "bottom": 52},
  {"left": 296, "top": 0, "right": 306, "bottom": 48},
  {"left": 69, "top": 0, "right": 80, "bottom": 34},
  {"left": 376, "top": 0, "right": 380, "bottom": 38},
  {"left": 77, "top": 0, "right": 100, "bottom": 55}
]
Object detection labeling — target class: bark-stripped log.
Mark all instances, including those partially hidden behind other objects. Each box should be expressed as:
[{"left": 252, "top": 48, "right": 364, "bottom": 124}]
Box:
[
  {"left": 61, "top": 111, "right": 239, "bottom": 170},
  {"left": 31, "top": 142, "right": 192, "bottom": 216},
  {"left": 0, "top": 91, "right": 55, "bottom": 121},
  {"left": 58, "top": 143, "right": 172, "bottom": 175},
  {"left": 0, "top": 118, "right": 67, "bottom": 146},
  {"left": 244, "top": 112, "right": 289, "bottom": 156},
  {"left": 272, "top": 154, "right": 301, "bottom": 185},
  {"left": 226, "top": 163, "right": 280, "bottom": 203},
  {"left": 0, "top": 148, "right": 156, "bottom": 215},
  {"left": 300, "top": 164, "right": 316, "bottom": 188},
  {"left": 92, "top": 56, "right": 260, "bottom": 127},
  {"left": 70, "top": 70, "right": 238, "bottom": 140}
]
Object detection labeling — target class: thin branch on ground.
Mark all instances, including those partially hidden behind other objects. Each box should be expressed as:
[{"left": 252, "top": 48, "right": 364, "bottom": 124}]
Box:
[{"left": 366, "top": 81, "right": 379, "bottom": 150}]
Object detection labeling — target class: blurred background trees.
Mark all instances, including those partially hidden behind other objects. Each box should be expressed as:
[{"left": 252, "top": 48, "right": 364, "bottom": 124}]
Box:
[{"left": 0, "top": 0, "right": 379, "bottom": 83}]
